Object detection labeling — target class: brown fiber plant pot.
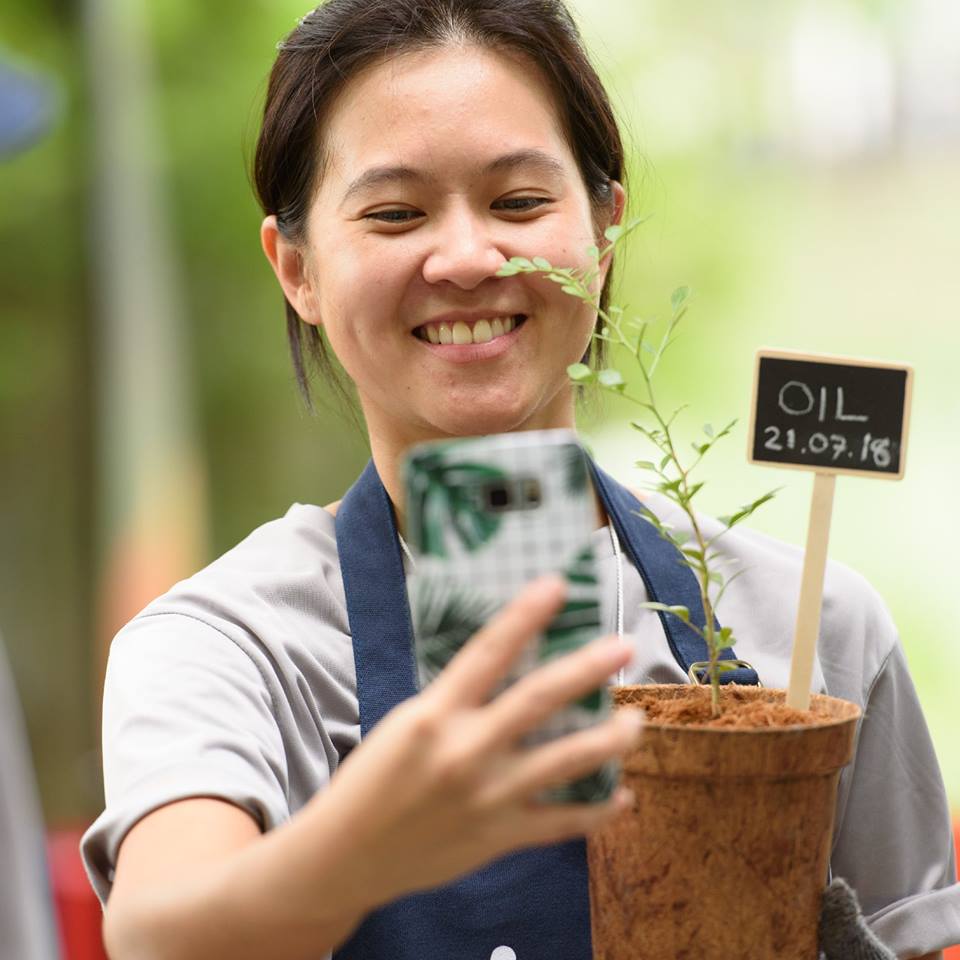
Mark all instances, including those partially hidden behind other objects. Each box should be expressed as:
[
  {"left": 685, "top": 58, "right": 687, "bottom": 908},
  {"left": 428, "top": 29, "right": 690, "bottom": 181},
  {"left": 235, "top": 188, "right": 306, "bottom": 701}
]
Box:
[{"left": 587, "top": 684, "right": 861, "bottom": 960}]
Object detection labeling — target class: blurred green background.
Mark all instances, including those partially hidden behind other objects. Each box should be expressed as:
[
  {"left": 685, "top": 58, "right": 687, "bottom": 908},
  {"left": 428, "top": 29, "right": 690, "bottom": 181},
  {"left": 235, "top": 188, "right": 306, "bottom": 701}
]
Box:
[{"left": 0, "top": 0, "right": 957, "bottom": 827}]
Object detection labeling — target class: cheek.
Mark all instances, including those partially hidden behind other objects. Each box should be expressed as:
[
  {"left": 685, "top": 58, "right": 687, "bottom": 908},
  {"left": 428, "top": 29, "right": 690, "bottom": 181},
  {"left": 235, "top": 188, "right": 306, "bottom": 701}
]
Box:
[{"left": 316, "top": 244, "right": 411, "bottom": 336}]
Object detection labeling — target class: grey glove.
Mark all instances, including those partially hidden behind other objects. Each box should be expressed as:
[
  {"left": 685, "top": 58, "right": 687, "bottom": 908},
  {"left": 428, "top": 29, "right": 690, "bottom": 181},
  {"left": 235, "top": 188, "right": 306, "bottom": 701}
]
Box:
[{"left": 819, "top": 878, "right": 896, "bottom": 960}]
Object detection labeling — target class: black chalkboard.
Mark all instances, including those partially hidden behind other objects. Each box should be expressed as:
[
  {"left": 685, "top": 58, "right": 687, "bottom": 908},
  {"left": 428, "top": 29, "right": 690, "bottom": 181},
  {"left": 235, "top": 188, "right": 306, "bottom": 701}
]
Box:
[{"left": 748, "top": 351, "right": 912, "bottom": 478}]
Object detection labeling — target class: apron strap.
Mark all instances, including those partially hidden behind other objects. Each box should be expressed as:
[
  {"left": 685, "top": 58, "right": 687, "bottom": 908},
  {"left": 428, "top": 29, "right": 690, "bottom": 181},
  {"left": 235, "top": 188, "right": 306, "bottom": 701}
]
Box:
[{"left": 336, "top": 459, "right": 419, "bottom": 735}]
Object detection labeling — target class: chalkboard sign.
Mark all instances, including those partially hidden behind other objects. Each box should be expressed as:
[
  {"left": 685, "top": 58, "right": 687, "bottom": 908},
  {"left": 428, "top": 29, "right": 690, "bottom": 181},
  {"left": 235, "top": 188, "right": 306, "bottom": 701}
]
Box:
[{"left": 748, "top": 350, "right": 913, "bottom": 479}]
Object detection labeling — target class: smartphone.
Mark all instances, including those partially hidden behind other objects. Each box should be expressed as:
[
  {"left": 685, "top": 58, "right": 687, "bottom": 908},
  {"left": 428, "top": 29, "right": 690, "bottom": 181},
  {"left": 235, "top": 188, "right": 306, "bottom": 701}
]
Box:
[{"left": 402, "top": 428, "right": 616, "bottom": 803}]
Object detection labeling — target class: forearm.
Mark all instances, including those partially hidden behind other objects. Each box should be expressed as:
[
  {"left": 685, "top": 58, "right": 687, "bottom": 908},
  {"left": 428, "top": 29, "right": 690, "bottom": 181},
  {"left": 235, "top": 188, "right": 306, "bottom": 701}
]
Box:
[{"left": 104, "top": 793, "right": 377, "bottom": 960}]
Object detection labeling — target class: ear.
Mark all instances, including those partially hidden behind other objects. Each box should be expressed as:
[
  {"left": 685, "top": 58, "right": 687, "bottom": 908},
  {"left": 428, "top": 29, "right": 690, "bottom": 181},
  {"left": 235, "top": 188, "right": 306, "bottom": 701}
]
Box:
[
  {"left": 260, "top": 216, "right": 321, "bottom": 325},
  {"left": 597, "top": 181, "right": 627, "bottom": 285}
]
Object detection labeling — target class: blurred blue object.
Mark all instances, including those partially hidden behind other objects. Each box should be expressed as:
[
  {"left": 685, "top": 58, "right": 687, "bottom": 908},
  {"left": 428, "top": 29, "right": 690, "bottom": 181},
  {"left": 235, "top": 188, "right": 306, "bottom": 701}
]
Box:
[{"left": 0, "top": 57, "right": 56, "bottom": 157}]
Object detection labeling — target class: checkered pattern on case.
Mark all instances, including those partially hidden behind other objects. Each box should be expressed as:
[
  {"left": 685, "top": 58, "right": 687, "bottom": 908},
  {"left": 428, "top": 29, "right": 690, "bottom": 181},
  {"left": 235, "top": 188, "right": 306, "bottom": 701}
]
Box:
[{"left": 411, "top": 431, "right": 601, "bottom": 691}]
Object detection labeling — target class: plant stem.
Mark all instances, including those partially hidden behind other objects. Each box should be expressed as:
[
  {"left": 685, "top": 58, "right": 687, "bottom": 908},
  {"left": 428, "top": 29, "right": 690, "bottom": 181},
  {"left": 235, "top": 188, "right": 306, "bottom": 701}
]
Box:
[{"left": 584, "top": 286, "right": 723, "bottom": 716}]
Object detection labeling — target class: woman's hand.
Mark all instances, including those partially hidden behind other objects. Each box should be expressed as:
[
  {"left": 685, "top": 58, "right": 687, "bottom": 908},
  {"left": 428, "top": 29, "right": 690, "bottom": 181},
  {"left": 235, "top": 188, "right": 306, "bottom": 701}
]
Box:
[{"left": 313, "top": 574, "right": 643, "bottom": 911}]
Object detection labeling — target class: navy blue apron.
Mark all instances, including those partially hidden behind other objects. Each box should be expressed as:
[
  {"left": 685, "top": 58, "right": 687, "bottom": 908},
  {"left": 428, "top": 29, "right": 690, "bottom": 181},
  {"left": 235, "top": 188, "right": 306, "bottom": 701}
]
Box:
[{"left": 333, "top": 458, "right": 758, "bottom": 960}]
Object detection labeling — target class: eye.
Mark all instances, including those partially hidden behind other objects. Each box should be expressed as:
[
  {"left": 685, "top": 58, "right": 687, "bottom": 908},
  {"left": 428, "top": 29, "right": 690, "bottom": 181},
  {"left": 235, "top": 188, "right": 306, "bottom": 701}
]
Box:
[
  {"left": 493, "top": 196, "right": 553, "bottom": 213},
  {"left": 363, "top": 208, "right": 425, "bottom": 224}
]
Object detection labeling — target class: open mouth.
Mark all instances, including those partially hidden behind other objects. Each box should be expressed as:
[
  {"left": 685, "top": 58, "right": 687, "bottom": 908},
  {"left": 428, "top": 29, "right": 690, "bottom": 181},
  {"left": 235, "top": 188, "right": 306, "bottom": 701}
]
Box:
[{"left": 413, "top": 314, "right": 527, "bottom": 346}]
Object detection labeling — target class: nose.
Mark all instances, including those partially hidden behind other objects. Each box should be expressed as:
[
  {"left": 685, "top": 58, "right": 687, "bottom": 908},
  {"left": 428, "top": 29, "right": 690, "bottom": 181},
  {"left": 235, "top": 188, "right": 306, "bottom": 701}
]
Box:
[{"left": 421, "top": 207, "right": 506, "bottom": 290}]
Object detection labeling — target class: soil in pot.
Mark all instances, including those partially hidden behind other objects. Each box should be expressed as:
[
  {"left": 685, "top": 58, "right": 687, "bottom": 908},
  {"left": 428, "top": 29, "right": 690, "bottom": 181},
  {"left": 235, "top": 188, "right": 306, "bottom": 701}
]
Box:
[{"left": 587, "top": 684, "right": 861, "bottom": 960}]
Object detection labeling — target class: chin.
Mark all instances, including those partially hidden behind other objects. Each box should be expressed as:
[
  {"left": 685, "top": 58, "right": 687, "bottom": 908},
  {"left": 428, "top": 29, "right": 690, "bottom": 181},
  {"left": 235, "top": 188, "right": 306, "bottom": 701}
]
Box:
[
  {"left": 427, "top": 401, "right": 532, "bottom": 438},
  {"left": 433, "top": 399, "right": 569, "bottom": 439}
]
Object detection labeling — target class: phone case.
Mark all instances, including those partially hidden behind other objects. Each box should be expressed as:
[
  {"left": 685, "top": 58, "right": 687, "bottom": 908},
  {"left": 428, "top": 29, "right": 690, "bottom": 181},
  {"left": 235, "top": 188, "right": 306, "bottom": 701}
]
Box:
[{"left": 402, "top": 428, "right": 616, "bottom": 803}]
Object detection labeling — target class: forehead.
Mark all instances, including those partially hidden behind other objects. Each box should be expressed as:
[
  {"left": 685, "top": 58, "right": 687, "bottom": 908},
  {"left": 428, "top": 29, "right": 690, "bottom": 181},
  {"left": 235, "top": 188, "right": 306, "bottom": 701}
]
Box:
[{"left": 318, "top": 44, "right": 576, "bottom": 191}]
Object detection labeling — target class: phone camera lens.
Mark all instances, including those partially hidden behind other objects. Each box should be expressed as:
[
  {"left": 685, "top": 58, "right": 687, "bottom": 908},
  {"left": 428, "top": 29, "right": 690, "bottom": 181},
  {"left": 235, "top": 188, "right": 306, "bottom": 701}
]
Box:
[
  {"left": 521, "top": 479, "right": 542, "bottom": 507},
  {"left": 486, "top": 484, "right": 511, "bottom": 510}
]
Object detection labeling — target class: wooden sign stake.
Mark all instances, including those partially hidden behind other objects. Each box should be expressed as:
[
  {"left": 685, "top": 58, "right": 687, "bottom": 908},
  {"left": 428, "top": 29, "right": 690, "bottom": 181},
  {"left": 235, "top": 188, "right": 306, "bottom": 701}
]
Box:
[
  {"left": 749, "top": 350, "right": 912, "bottom": 710},
  {"left": 787, "top": 473, "right": 836, "bottom": 710}
]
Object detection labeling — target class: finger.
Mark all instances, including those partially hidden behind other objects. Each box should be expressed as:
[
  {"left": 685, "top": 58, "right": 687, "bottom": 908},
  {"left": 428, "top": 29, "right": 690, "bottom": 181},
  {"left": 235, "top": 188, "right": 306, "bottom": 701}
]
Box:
[
  {"left": 475, "top": 633, "right": 633, "bottom": 748},
  {"left": 429, "top": 575, "right": 567, "bottom": 708},
  {"left": 504, "top": 785, "right": 635, "bottom": 850},
  {"left": 480, "top": 709, "right": 644, "bottom": 808}
]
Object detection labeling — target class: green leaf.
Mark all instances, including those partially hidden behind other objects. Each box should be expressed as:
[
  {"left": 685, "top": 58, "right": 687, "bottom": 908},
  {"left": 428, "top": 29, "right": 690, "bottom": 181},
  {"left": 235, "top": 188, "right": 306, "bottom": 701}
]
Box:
[
  {"left": 671, "top": 285, "right": 691, "bottom": 311},
  {"left": 560, "top": 284, "right": 582, "bottom": 296},
  {"left": 722, "top": 487, "right": 781, "bottom": 528},
  {"left": 634, "top": 460, "right": 658, "bottom": 471},
  {"left": 532, "top": 256, "right": 552, "bottom": 270},
  {"left": 510, "top": 256, "right": 533, "bottom": 269},
  {"left": 641, "top": 602, "right": 690, "bottom": 624},
  {"left": 586, "top": 244, "right": 600, "bottom": 260},
  {"left": 625, "top": 214, "right": 651, "bottom": 232},
  {"left": 545, "top": 274, "right": 569, "bottom": 284},
  {"left": 567, "top": 362, "right": 595, "bottom": 383},
  {"left": 598, "top": 368, "right": 625, "bottom": 389},
  {"left": 604, "top": 224, "right": 624, "bottom": 243},
  {"left": 496, "top": 263, "right": 520, "bottom": 276},
  {"left": 638, "top": 512, "right": 664, "bottom": 531},
  {"left": 659, "top": 453, "right": 672, "bottom": 471},
  {"left": 714, "top": 660, "right": 739, "bottom": 672}
]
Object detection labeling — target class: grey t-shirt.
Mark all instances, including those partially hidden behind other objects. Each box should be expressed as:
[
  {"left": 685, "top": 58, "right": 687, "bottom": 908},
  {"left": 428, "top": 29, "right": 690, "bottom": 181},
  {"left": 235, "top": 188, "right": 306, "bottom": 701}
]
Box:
[{"left": 81, "top": 495, "right": 960, "bottom": 957}]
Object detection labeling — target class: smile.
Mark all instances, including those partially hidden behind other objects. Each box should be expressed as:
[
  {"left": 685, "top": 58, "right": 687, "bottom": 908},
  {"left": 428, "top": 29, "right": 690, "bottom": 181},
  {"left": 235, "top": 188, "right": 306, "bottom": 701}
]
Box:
[{"left": 413, "top": 314, "right": 527, "bottom": 346}]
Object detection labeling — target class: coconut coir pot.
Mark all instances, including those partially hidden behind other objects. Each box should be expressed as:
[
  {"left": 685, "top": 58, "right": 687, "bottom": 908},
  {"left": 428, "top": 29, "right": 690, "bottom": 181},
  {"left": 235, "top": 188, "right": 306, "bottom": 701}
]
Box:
[{"left": 587, "top": 684, "right": 861, "bottom": 960}]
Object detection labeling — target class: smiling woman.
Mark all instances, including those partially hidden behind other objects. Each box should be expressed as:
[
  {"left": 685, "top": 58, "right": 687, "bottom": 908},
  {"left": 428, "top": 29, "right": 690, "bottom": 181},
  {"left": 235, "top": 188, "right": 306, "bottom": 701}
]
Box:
[
  {"left": 259, "top": 43, "right": 624, "bottom": 490},
  {"left": 78, "top": 2, "right": 957, "bottom": 959}
]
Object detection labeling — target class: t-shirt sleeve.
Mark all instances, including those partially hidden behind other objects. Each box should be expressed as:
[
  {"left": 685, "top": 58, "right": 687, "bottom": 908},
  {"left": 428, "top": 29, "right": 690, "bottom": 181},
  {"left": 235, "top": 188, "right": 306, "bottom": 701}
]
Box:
[
  {"left": 830, "top": 637, "right": 960, "bottom": 956},
  {"left": 81, "top": 613, "right": 290, "bottom": 905}
]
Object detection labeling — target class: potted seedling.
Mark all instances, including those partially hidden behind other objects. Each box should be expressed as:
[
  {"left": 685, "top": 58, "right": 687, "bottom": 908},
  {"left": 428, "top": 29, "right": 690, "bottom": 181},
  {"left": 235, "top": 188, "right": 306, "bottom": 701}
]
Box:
[{"left": 498, "top": 230, "right": 866, "bottom": 959}]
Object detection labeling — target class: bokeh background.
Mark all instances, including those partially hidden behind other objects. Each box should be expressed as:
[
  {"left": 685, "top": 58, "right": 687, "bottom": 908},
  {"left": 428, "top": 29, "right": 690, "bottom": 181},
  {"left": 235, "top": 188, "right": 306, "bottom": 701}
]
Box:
[{"left": 1, "top": 0, "right": 957, "bottom": 849}]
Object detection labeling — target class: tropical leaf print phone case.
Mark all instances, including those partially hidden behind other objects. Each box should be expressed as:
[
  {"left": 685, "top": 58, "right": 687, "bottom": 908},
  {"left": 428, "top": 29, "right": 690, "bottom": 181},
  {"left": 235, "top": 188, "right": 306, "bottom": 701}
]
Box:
[{"left": 402, "top": 429, "right": 616, "bottom": 803}]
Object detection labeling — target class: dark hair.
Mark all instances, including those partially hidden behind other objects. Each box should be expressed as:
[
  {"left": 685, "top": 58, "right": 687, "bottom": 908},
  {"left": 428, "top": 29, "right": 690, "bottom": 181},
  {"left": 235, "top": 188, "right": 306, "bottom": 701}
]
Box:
[{"left": 253, "top": 0, "right": 625, "bottom": 410}]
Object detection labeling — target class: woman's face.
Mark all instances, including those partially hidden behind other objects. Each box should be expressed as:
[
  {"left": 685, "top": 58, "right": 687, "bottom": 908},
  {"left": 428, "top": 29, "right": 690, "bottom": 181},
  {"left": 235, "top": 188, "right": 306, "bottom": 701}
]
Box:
[{"left": 265, "top": 44, "right": 623, "bottom": 452}]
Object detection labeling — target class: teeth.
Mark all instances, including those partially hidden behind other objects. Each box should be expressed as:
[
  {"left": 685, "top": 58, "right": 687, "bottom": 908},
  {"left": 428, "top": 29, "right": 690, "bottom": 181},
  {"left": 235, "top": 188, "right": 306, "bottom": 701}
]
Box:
[
  {"left": 473, "top": 319, "right": 492, "bottom": 343},
  {"left": 418, "top": 315, "right": 521, "bottom": 346}
]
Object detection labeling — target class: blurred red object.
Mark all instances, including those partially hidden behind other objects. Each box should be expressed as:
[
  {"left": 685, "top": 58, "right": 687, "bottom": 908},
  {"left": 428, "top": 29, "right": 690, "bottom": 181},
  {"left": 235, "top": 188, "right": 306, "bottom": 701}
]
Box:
[
  {"left": 948, "top": 816, "right": 960, "bottom": 959},
  {"left": 47, "top": 827, "right": 107, "bottom": 960}
]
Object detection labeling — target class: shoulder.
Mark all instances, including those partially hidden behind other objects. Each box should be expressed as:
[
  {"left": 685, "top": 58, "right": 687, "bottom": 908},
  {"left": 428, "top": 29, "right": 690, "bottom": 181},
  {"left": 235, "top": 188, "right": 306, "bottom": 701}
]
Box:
[{"left": 127, "top": 503, "right": 350, "bottom": 662}]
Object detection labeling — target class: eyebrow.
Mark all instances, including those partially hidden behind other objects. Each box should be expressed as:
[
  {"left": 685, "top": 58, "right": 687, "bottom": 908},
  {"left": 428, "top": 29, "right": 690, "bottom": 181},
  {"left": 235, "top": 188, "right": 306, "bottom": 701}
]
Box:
[{"left": 339, "top": 149, "right": 566, "bottom": 206}]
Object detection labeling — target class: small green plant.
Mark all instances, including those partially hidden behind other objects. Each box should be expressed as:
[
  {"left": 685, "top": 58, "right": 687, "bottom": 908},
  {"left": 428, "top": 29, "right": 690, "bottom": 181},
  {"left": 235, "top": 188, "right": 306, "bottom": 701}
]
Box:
[{"left": 497, "top": 220, "right": 778, "bottom": 716}]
